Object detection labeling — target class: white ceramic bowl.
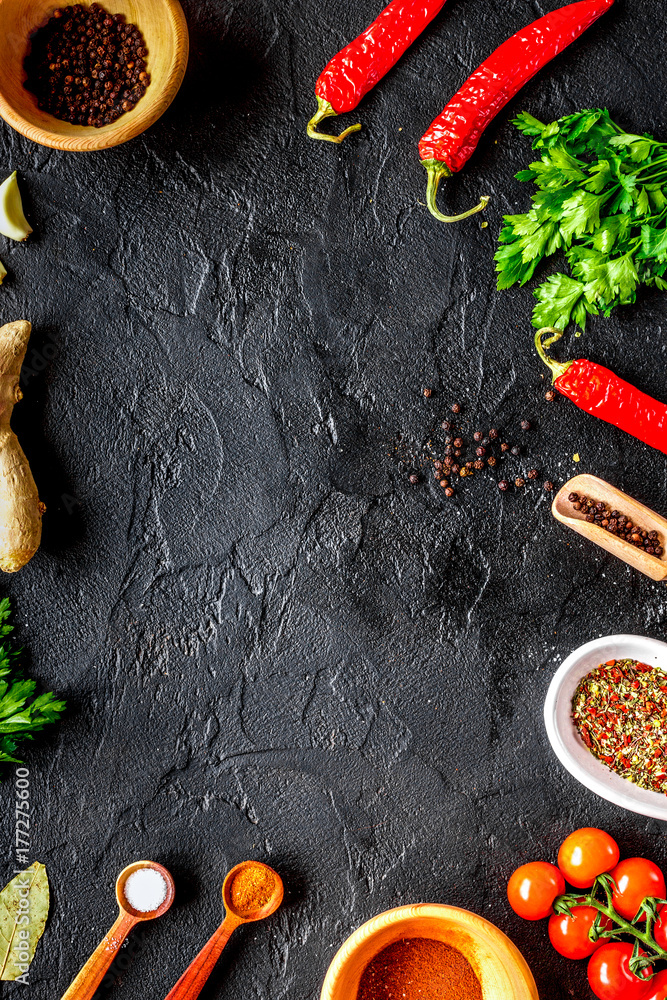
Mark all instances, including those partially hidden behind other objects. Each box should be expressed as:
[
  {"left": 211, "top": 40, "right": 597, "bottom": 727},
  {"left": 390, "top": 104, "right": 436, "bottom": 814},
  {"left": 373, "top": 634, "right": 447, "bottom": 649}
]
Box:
[{"left": 544, "top": 634, "right": 667, "bottom": 820}]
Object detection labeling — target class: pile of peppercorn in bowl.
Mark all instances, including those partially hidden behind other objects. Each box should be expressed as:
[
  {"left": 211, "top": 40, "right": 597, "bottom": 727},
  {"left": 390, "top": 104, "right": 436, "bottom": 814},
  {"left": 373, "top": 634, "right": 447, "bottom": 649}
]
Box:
[
  {"left": 545, "top": 635, "right": 667, "bottom": 820},
  {"left": 0, "top": 0, "right": 188, "bottom": 151}
]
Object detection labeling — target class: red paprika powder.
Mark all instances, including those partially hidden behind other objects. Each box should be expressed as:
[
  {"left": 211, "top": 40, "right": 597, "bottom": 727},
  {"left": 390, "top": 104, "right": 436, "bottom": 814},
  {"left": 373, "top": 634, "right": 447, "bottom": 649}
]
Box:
[{"left": 356, "top": 937, "right": 483, "bottom": 999}]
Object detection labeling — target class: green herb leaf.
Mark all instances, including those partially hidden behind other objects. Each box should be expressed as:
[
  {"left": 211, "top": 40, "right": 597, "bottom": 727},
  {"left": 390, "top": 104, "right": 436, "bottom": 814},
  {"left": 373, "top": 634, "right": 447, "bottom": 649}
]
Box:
[
  {"left": 0, "top": 603, "right": 65, "bottom": 770},
  {"left": 0, "top": 863, "right": 49, "bottom": 981},
  {"left": 496, "top": 108, "right": 667, "bottom": 332},
  {"left": 532, "top": 273, "right": 596, "bottom": 332}
]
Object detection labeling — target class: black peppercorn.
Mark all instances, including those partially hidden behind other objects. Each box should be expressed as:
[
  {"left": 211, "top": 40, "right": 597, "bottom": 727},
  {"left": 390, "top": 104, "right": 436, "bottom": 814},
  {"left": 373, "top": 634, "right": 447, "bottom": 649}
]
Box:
[
  {"left": 544, "top": 481, "right": 554, "bottom": 491},
  {"left": 453, "top": 438, "right": 463, "bottom": 449},
  {"left": 527, "top": 469, "right": 538, "bottom": 480},
  {"left": 473, "top": 431, "right": 483, "bottom": 442},
  {"left": 409, "top": 474, "right": 419, "bottom": 484},
  {"left": 475, "top": 446, "right": 486, "bottom": 457},
  {"left": 423, "top": 387, "right": 432, "bottom": 398},
  {"left": 545, "top": 390, "right": 556, "bottom": 402},
  {"left": 24, "top": 3, "right": 151, "bottom": 128},
  {"left": 498, "top": 480, "right": 509, "bottom": 491},
  {"left": 451, "top": 403, "right": 461, "bottom": 414},
  {"left": 441, "top": 420, "right": 452, "bottom": 432},
  {"left": 515, "top": 477, "right": 526, "bottom": 488},
  {"left": 520, "top": 419, "right": 531, "bottom": 431},
  {"left": 488, "top": 428, "right": 498, "bottom": 440},
  {"left": 510, "top": 445, "right": 521, "bottom": 456}
]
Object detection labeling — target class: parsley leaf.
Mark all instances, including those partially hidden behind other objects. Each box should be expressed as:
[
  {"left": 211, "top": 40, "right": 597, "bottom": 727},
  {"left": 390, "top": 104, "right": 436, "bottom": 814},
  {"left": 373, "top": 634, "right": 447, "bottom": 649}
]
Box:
[
  {"left": 496, "top": 108, "right": 667, "bottom": 332},
  {"left": 0, "top": 601, "right": 65, "bottom": 767}
]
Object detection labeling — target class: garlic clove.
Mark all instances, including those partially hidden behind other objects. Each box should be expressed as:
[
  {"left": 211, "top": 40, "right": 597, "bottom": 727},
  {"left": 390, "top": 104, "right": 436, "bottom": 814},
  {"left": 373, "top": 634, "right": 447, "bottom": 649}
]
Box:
[
  {"left": 0, "top": 173, "right": 32, "bottom": 242},
  {"left": 0, "top": 261, "right": 6, "bottom": 285}
]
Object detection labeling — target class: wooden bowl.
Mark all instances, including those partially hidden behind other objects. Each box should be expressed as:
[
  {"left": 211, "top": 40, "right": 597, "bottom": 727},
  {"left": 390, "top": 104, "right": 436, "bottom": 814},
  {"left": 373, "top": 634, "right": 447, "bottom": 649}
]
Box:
[
  {"left": 0, "top": 0, "right": 188, "bottom": 151},
  {"left": 321, "top": 904, "right": 538, "bottom": 1000}
]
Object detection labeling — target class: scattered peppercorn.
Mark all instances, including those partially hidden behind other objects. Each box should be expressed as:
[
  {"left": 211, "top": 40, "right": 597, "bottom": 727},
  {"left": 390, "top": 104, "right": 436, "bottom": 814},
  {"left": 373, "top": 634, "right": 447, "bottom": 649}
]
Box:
[
  {"left": 444, "top": 487, "right": 454, "bottom": 497},
  {"left": 475, "top": 446, "right": 486, "bottom": 457},
  {"left": 568, "top": 493, "right": 664, "bottom": 556},
  {"left": 488, "top": 428, "right": 499, "bottom": 440},
  {"left": 423, "top": 387, "right": 432, "bottom": 398},
  {"left": 498, "top": 480, "right": 509, "bottom": 491},
  {"left": 520, "top": 419, "right": 531, "bottom": 431},
  {"left": 510, "top": 445, "right": 521, "bottom": 456},
  {"left": 500, "top": 442, "right": 510, "bottom": 453},
  {"left": 439, "top": 478, "right": 449, "bottom": 488},
  {"left": 473, "top": 431, "right": 483, "bottom": 442},
  {"left": 409, "top": 474, "right": 419, "bottom": 484},
  {"left": 545, "top": 390, "right": 556, "bottom": 402},
  {"left": 441, "top": 420, "right": 452, "bottom": 432},
  {"left": 24, "top": 3, "right": 151, "bottom": 128},
  {"left": 451, "top": 403, "right": 461, "bottom": 414},
  {"left": 487, "top": 456, "right": 497, "bottom": 467},
  {"left": 527, "top": 469, "right": 538, "bottom": 480},
  {"left": 544, "top": 481, "right": 554, "bottom": 491},
  {"left": 473, "top": 460, "right": 485, "bottom": 470},
  {"left": 453, "top": 438, "right": 463, "bottom": 449},
  {"left": 515, "top": 477, "right": 526, "bottom": 488}
]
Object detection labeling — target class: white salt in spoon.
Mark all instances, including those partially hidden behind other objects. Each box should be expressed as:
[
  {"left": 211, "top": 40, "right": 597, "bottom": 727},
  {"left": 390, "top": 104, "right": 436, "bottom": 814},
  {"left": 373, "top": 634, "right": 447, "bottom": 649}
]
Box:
[{"left": 60, "top": 860, "right": 175, "bottom": 1000}]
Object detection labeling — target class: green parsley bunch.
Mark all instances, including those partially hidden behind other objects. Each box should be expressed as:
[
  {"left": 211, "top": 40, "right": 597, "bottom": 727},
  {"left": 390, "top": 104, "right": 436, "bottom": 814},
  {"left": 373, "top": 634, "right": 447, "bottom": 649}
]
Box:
[
  {"left": 495, "top": 109, "right": 667, "bottom": 333},
  {"left": 0, "top": 598, "right": 66, "bottom": 765}
]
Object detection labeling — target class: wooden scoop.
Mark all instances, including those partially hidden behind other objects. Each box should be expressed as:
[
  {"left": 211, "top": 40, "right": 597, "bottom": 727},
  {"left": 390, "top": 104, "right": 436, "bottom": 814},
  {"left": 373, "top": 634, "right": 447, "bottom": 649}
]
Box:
[
  {"left": 552, "top": 474, "right": 667, "bottom": 581},
  {"left": 162, "top": 861, "right": 283, "bottom": 1000},
  {"left": 60, "top": 861, "right": 175, "bottom": 1000}
]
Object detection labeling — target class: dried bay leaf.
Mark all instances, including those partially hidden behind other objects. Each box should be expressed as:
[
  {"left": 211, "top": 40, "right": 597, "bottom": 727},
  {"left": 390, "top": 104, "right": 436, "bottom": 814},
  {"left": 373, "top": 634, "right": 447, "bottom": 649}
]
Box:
[{"left": 0, "top": 862, "right": 49, "bottom": 980}]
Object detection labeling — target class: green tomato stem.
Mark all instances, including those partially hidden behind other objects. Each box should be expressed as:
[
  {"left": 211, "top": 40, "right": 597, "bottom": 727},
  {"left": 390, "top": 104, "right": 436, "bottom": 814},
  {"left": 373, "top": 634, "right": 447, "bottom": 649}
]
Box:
[{"left": 556, "top": 891, "right": 667, "bottom": 964}]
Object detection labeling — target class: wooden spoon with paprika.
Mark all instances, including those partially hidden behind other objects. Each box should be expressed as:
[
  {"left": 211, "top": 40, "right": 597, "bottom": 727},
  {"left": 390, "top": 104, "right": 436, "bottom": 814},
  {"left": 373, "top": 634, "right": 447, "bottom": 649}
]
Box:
[{"left": 162, "top": 861, "right": 283, "bottom": 1000}]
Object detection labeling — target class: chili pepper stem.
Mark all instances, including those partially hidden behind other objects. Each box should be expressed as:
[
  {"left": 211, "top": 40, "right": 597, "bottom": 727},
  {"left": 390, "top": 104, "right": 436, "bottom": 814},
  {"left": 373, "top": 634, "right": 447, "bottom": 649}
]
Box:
[
  {"left": 307, "top": 96, "right": 362, "bottom": 144},
  {"left": 535, "top": 327, "right": 573, "bottom": 382},
  {"left": 422, "top": 160, "right": 490, "bottom": 223}
]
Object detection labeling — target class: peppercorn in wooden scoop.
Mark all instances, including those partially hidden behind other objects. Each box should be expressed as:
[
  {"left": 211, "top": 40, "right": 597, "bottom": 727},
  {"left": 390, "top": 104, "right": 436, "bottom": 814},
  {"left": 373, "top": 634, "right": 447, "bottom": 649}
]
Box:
[
  {"left": 553, "top": 474, "right": 667, "bottom": 582},
  {"left": 162, "top": 861, "right": 283, "bottom": 1000}
]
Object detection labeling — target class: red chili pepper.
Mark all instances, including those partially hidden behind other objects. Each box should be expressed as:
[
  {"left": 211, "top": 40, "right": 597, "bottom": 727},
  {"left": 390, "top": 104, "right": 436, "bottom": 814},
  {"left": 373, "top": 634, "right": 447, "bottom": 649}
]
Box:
[
  {"left": 536, "top": 327, "right": 667, "bottom": 456},
  {"left": 419, "top": 0, "right": 614, "bottom": 223},
  {"left": 308, "top": 0, "right": 449, "bottom": 144}
]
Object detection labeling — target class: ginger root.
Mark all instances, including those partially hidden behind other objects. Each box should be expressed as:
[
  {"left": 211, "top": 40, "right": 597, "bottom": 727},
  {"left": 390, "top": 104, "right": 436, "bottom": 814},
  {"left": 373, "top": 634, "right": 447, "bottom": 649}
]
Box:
[{"left": 0, "top": 322, "right": 44, "bottom": 572}]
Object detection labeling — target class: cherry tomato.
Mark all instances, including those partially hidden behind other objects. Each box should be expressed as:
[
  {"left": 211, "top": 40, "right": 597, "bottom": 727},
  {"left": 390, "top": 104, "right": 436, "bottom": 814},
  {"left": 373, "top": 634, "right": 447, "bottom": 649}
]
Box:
[
  {"left": 645, "top": 971, "right": 667, "bottom": 1000},
  {"left": 558, "top": 828, "right": 620, "bottom": 888},
  {"left": 548, "top": 902, "right": 611, "bottom": 959},
  {"left": 611, "top": 858, "right": 666, "bottom": 921},
  {"left": 507, "top": 862, "right": 566, "bottom": 920},
  {"left": 587, "top": 942, "right": 653, "bottom": 1000},
  {"left": 654, "top": 904, "right": 667, "bottom": 951}
]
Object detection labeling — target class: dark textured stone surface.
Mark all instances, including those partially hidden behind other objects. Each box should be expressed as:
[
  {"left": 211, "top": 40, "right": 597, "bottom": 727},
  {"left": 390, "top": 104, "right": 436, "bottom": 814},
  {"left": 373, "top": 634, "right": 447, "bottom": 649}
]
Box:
[{"left": 0, "top": 1, "right": 666, "bottom": 997}]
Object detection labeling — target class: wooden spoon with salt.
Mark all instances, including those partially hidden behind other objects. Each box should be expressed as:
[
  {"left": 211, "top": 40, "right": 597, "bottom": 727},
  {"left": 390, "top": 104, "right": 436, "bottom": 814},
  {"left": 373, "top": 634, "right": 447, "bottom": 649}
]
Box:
[
  {"left": 552, "top": 473, "right": 667, "bottom": 581},
  {"left": 162, "top": 861, "right": 283, "bottom": 1000},
  {"left": 60, "top": 861, "right": 175, "bottom": 1000}
]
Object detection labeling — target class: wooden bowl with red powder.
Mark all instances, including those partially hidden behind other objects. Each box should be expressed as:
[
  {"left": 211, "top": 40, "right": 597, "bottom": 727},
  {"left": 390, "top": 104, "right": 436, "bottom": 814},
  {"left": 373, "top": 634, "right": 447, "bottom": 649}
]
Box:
[{"left": 320, "top": 904, "right": 538, "bottom": 1000}]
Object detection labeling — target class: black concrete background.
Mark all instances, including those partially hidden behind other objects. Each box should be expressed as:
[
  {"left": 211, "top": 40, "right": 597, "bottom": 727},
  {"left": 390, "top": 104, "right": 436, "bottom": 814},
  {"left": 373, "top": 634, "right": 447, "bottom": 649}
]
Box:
[{"left": 1, "top": 1, "right": 666, "bottom": 997}]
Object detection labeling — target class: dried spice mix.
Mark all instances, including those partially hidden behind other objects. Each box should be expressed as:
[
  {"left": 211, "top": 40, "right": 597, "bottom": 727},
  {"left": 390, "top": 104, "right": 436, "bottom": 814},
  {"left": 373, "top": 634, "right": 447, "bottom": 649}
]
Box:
[
  {"left": 24, "top": 4, "right": 150, "bottom": 128},
  {"left": 573, "top": 659, "right": 667, "bottom": 793}
]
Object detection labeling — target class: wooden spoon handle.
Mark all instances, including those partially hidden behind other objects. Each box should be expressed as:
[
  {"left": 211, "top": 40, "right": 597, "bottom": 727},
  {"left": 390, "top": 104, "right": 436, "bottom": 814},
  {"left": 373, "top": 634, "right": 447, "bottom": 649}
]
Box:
[
  {"left": 60, "top": 912, "right": 138, "bottom": 1000},
  {"left": 163, "top": 915, "right": 240, "bottom": 1000}
]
